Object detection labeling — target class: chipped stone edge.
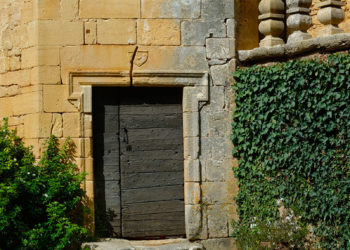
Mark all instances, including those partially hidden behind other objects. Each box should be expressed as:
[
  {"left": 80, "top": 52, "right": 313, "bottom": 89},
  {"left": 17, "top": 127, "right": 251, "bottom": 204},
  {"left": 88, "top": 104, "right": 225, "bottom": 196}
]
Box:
[{"left": 238, "top": 33, "right": 350, "bottom": 63}]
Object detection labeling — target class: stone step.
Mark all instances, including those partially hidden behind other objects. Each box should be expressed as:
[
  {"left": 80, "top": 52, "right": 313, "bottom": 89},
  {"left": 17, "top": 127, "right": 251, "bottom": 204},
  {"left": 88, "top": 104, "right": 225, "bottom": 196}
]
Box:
[{"left": 82, "top": 238, "right": 204, "bottom": 250}]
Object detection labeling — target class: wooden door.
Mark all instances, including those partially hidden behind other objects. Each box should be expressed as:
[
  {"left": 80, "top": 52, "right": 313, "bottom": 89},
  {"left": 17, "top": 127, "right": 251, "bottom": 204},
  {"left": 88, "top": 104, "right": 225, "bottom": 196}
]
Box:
[{"left": 93, "top": 87, "right": 185, "bottom": 239}]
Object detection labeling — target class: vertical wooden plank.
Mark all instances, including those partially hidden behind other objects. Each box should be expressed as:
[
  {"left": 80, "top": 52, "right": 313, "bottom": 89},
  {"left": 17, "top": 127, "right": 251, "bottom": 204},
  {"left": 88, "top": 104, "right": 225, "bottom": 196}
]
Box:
[{"left": 92, "top": 87, "right": 121, "bottom": 237}]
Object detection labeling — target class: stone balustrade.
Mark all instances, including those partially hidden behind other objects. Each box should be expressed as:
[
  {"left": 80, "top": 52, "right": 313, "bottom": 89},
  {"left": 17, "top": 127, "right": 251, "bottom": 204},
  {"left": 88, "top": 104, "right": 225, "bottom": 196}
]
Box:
[{"left": 258, "top": 0, "right": 346, "bottom": 47}]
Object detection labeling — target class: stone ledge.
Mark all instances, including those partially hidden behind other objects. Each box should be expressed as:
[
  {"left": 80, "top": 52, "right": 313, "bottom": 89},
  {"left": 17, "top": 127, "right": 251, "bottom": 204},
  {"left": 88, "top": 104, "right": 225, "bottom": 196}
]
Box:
[
  {"left": 82, "top": 238, "right": 204, "bottom": 250},
  {"left": 238, "top": 33, "right": 350, "bottom": 63}
]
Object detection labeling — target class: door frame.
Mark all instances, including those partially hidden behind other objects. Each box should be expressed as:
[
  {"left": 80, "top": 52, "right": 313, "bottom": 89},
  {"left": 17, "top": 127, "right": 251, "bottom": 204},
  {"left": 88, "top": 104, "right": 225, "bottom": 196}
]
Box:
[{"left": 67, "top": 70, "right": 209, "bottom": 239}]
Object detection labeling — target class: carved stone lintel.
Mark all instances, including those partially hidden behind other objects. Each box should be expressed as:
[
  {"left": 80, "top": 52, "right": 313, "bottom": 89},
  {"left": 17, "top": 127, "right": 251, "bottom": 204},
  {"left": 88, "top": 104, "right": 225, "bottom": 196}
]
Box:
[
  {"left": 286, "top": 0, "right": 312, "bottom": 43},
  {"left": 316, "top": 0, "right": 345, "bottom": 36},
  {"left": 258, "top": 0, "right": 286, "bottom": 47}
]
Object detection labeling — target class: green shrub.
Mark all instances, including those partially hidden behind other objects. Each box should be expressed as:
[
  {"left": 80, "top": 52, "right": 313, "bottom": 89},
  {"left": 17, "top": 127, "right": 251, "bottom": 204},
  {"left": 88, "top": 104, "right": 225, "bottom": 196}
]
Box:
[
  {"left": 0, "top": 119, "right": 88, "bottom": 249},
  {"left": 232, "top": 52, "right": 350, "bottom": 249}
]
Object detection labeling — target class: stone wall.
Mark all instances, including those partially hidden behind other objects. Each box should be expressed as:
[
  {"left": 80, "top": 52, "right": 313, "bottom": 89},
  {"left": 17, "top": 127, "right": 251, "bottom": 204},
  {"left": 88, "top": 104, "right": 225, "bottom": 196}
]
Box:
[{"left": 0, "top": 0, "right": 237, "bottom": 248}]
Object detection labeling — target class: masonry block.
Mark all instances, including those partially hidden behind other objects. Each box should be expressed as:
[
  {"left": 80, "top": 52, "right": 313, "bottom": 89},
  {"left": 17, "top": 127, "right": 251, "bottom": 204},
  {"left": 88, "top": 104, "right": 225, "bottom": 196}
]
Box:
[
  {"left": 226, "top": 19, "right": 236, "bottom": 38},
  {"left": 210, "top": 63, "right": 234, "bottom": 86},
  {"left": 84, "top": 22, "right": 97, "bottom": 45},
  {"left": 138, "top": 19, "right": 180, "bottom": 46},
  {"left": 97, "top": 20, "right": 136, "bottom": 45},
  {"left": 13, "top": 91, "right": 41, "bottom": 115},
  {"left": 185, "top": 182, "right": 201, "bottom": 205},
  {"left": 85, "top": 158, "right": 94, "bottom": 181},
  {"left": 184, "top": 159, "right": 201, "bottom": 182},
  {"left": 52, "top": 113, "right": 63, "bottom": 137},
  {"left": 141, "top": 0, "right": 200, "bottom": 18},
  {"left": 23, "top": 113, "right": 52, "bottom": 138},
  {"left": 182, "top": 21, "right": 226, "bottom": 46},
  {"left": 31, "top": 66, "right": 61, "bottom": 84},
  {"left": 34, "top": 0, "right": 60, "bottom": 20},
  {"left": 22, "top": 46, "right": 60, "bottom": 68},
  {"left": 80, "top": 0, "right": 140, "bottom": 18},
  {"left": 36, "top": 20, "right": 84, "bottom": 46},
  {"left": 43, "top": 85, "right": 76, "bottom": 112},
  {"left": 202, "top": 238, "right": 237, "bottom": 250},
  {"left": 202, "top": 182, "right": 237, "bottom": 205},
  {"left": 208, "top": 206, "right": 229, "bottom": 237},
  {"left": 184, "top": 137, "right": 199, "bottom": 160},
  {"left": 60, "top": 0, "right": 79, "bottom": 19},
  {"left": 206, "top": 38, "right": 235, "bottom": 60},
  {"left": 183, "top": 112, "right": 199, "bottom": 137},
  {"left": 63, "top": 112, "right": 81, "bottom": 138},
  {"left": 202, "top": 0, "right": 235, "bottom": 21},
  {"left": 185, "top": 205, "right": 202, "bottom": 240}
]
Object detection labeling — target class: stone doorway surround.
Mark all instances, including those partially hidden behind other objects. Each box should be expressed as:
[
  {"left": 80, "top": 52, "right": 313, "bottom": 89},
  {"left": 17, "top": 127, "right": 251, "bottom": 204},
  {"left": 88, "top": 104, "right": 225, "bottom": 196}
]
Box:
[{"left": 67, "top": 70, "right": 209, "bottom": 239}]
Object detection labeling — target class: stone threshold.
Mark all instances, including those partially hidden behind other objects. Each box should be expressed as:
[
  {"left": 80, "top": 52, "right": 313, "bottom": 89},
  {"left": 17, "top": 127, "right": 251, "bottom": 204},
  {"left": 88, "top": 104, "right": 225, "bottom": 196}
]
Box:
[
  {"left": 238, "top": 33, "right": 350, "bottom": 63},
  {"left": 82, "top": 238, "right": 203, "bottom": 250}
]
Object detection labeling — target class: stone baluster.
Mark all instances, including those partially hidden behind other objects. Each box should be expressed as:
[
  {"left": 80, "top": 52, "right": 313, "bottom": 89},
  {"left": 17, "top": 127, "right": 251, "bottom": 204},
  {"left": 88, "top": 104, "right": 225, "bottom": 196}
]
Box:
[
  {"left": 258, "top": 0, "right": 285, "bottom": 47},
  {"left": 316, "top": 0, "right": 345, "bottom": 36},
  {"left": 286, "top": 0, "right": 312, "bottom": 43}
]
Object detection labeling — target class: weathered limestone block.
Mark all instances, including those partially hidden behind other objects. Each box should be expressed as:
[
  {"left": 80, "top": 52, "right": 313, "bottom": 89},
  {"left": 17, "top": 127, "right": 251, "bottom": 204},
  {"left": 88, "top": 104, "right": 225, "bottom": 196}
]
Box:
[
  {"left": 202, "top": 238, "right": 237, "bottom": 250},
  {"left": 207, "top": 205, "right": 229, "bottom": 238},
  {"left": 183, "top": 112, "right": 199, "bottom": 137},
  {"left": 226, "top": 19, "right": 236, "bottom": 38},
  {"left": 80, "top": 0, "right": 140, "bottom": 18},
  {"left": 60, "top": 46, "right": 133, "bottom": 84},
  {"left": 286, "top": 0, "right": 312, "bottom": 43},
  {"left": 136, "top": 46, "right": 208, "bottom": 71},
  {"left": 21, "top": 46, "right": 60, "bottom": 68},
  {"left": 84, "top": 22, "right": 96, "bottom": 45},
  {"left": 21, "top": 1, "right": 34, "bottom": 24},
  {"left": 206, "top": 38, "right": 235, "bottom": 60},
  {"left": 43, "top": 85, "right": 76, "bottom": 112},
  {"left": 316, "top": 0, "right": 345, "bottom": 36},
  {"left": 0, "top": 97, "right": 13, "bottom": 117},
  {"left": 184, "top": 159, "right": 201, "bottom": 182},
  {"left": 259, "top": 0, "right": 285, "bottom": 47},
  {"left": 0, "top": 85, "right": 19, "bottom": 98},
  {"left": 35, "top": 20, "right": 84, "bottom": 46},
  {"left": 203, "top": 158, "right": 236, "bottom": 182},
  {"left": 97, "top": 20, "right": 136, "bottom": 45},
  {"left": 60, "top": 0, "right": 79, "bottom": 20},
  {"left": 181, "top": 21, "right": 226, "bottom": 46},
  {"left": 63, "top": 112, "right": 81, "bottom": 138},
  {"left": 202, "top": 0, "right": 235, "bottom": 20},
  {"left": 51, "top": 113, "right": 63, "bottom": 137},
  {"left": 137, "top": 19, "right": 180, "bottom": 46},
  {"left": 34, "top": 0, "right": 60, "bottom": 20},
  {"left": 141, "top": 0, "right": 201, "bottom": 18},
  {"left": 13, "top": 90, "right": 41, "bottom": 115},
  {"left": 0, "top": 70, "right": 31, "bottom": 87},
  {"left": 184, "top": 137, "right": 199, "bottom": 160},
  {"left": 83, "top": 114, "right": 93, "bottom": 137},
  {"left": 185, "top": 205, "right": 202, "bottom": 240},
  {"left": 23, "top": 113, "right": 52, "bottom": 138},
  {"left": 210, "top": 63, "right": 234, "bottom": 86},
  {"left": 84, "top": 158, "right": 94, "bottom": 181},
  {"left": 31, "top": 66, "right": 61, "bottom": 84},
  {"left": 202, "top": 182, "right": 237, "bottom": 205},
  {"left": 185, "top": 182, "right": 201, "bottom": 205}
]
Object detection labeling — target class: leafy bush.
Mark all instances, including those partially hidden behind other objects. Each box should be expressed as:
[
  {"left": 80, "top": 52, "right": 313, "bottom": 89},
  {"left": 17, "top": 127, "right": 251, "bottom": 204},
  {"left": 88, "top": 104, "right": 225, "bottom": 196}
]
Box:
[
  {"left": 0, "top": 119, "right": 88, "bottom": 249},
  {"left": 232, "top": 52, "right": 350, "bottom": 249}
]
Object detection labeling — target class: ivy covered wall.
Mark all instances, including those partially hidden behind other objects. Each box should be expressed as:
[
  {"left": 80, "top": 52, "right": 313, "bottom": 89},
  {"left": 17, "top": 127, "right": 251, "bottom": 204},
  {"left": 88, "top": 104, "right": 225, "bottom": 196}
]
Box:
[{"left": 232, "top": 52, "right": 350, "bottom": 249}]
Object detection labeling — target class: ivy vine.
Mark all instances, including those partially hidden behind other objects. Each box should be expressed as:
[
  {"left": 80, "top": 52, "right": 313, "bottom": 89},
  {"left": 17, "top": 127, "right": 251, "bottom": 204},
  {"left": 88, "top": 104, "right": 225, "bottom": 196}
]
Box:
[{"left": 232, "top": 52, "right": 350, "bottom": 249}]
